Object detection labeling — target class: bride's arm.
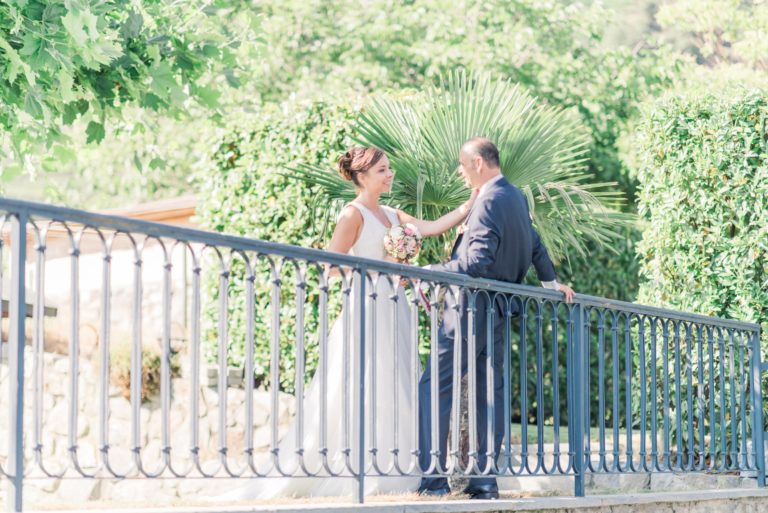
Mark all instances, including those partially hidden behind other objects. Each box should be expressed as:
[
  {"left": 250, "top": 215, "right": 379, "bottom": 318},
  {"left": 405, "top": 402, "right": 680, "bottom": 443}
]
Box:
[
  {"left": 325, "top": 205, "right": 363, "bottom": 278},
  {"left": 396, "top": 188, "right": 479, "bottom": 237}
]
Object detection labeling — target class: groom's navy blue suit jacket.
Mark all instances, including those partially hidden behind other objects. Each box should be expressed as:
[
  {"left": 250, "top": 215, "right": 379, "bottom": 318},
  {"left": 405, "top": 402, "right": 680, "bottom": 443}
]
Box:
[
  {"left": 416, "top": 176, "right": 558, "bottom": 484},
  {"left": 432, "top": 176, "right": 556, "bottom": 286}
]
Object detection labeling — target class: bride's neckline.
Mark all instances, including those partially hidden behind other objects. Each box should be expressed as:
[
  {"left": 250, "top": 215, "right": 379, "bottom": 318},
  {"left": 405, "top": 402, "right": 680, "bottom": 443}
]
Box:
[{"left": 351, "top": 201, "right": 394, "bottom": 229}]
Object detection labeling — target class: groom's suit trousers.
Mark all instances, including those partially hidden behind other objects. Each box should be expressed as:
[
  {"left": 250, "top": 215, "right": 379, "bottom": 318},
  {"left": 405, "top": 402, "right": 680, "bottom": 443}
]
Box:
[{"left": 418, "top": 292, "right": 509, "bottom": 490}]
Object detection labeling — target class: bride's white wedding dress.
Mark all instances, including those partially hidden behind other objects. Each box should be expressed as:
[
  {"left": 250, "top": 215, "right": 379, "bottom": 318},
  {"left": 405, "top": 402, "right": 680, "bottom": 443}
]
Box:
[{"left": 221, "top": 203, "right": 421, "bottom": 499}]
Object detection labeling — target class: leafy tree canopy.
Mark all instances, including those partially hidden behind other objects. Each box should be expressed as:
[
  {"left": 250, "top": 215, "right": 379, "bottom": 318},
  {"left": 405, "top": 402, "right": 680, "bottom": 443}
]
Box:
[
  {"left": 0, "top": 0, "right": 260, "bottom": 179},
  {"left": 656, "top": 0, "right": 768, "bottom": 70}
]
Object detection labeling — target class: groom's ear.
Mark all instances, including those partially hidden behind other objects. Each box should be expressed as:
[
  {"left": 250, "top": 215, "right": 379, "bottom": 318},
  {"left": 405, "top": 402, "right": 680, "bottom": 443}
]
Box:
[{"left": 474, "top": 154, "right": 483, "bottom": 172}]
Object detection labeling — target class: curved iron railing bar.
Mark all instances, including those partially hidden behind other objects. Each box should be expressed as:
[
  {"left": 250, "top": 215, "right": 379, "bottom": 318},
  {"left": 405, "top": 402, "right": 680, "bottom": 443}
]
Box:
[
  {"left": 715, "top": 325, "right": 729, "bottom": 472},
  {"left": 683, "top": 321, "right": 696, "bottom": 472},
  {"left": 532, "top": 295, "right": 545, "bottom": 476},
  {"left": 623, "top": 312, "right": 637, "bottom": 473},
  {"left": 726, "top": 328, "right": 739, "bottom": 471},
  {"left": 311, "top": 265, "right": 355, "bottom": 478},
  {"left": 548, "top": 299, "right": 570, "bottom": 475},
  {"left": 370, "top": 273, "right": 401, "bottom": 477},
  {"left": 215, "top": 249, "right": 253, "bottom": 479},
  {"left": 129, "top": 234, "right": 170, "bottom": 479},
  {"left": 737, "top": 330, "right": 749, "bottom": 470},
  {"left": 694, "top": 323, "right": 707, "bottom": 472},
  {"left": 161, "top": 240, "right": 201, "bottom": 479},
  {"left": 583, "top": 305, "right": 598, "bottom": 474},
  {"left": 637, "top": 314, "right": 650, "bottom": 473},
  {"left": 401, "top": 276, "right": 426, "bottom": 476},
  {"left": 474, "top": 288, "right": 501, "bottom": 478},
  {"left": 60, "top": 222, "right": 97, "bottom": 478},
  {"left": 26, "top": 219, "right": 68, "bottom": 479},
  {"left": 594, "top": 307, "right": 608, "bottom": 473},
  {"left": 672, "top": 319, "right": 684, "bottom": 471},
  {"left": 497, "top": 293, "right": 515, "bottom": 476},
  {"left": 364, "top": 271, "right": 386, "bottom": 477}
]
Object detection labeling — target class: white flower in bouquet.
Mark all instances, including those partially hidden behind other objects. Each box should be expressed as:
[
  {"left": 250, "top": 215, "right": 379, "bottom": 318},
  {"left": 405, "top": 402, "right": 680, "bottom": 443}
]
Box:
[{"left": 383, "top": 223, "right": 422, "bottom": 263}]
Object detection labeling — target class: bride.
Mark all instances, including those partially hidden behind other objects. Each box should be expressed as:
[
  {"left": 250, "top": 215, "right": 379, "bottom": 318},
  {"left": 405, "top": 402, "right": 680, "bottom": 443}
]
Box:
[{"left": 223, "top": 146, "right": 476, "bottom": 499}]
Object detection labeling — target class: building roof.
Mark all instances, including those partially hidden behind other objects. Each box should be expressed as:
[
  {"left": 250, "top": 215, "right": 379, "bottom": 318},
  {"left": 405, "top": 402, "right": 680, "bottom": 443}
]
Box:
[
  {"left": 99, "top": 195, "right": 199, "bottom": 228},
  {"left": 20, "top": 196, "right": 201, "bottom": 258}
]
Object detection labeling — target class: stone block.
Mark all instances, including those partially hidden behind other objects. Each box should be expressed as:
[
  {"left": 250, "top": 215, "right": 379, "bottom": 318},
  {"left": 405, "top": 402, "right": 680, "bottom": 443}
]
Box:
[
  {"left": 589, "top": 472, "right": 651, "bottom": 491},
  {"left": 53, "top": 478, "right": 100, "bottom": 503},
  {"left": 650, "top": 472, "right": 742, "bottom": 491},
  {"left": 108, "top": 479, "right": 176, "bottom": 503},
  {"left": 497, "top": 474, "right": 573, "bottom": 493},
  {"left": 108, "top": 396, "right": 131, "bottom": 421}
]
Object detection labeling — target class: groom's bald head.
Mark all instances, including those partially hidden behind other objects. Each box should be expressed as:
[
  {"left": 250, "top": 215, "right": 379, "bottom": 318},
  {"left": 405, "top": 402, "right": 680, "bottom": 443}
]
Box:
[{"left": 461, "top": 137, "right": 500, "bottom": 170}]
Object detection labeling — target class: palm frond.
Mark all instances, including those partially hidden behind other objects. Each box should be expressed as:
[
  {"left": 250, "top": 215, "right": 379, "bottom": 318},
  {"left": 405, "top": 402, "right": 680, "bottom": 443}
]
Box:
[{"left": 287, "top": 70, "right": 632, "bottom": 263}]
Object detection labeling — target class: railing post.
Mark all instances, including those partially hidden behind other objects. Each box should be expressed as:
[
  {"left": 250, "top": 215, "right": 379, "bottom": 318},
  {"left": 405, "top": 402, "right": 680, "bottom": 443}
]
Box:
[
  {"left": 6, "top": 211, "right": 27, "bottom": 512},
  {"left": 572, "top": 303, "right": 586, "bottom": 497},
  {"left": 750, "top": 329, "right": 765, "bottom": 487},
  {"left": 355, "top": 264, "right": 367, "bottom": 504}
]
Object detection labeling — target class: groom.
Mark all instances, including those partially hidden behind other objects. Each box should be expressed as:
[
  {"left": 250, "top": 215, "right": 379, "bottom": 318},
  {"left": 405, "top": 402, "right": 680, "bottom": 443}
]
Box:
[{"left": 417, "top": 137, "right": 575, "bottom": 500}]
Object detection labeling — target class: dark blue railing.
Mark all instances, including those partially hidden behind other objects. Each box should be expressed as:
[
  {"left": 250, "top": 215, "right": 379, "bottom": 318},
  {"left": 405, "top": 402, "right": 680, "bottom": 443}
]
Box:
[{"left": 0, "top": 197, "right": 764, "bottom": 512}]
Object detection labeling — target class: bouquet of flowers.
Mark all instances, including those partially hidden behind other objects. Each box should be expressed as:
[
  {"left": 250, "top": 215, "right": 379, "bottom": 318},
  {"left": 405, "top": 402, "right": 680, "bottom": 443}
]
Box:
[
  {"left": 384, "top": 223, "right": 433, "bottom": 310},
  {"left": 383, "top": 223, "right": 422, "bottom": 263}
]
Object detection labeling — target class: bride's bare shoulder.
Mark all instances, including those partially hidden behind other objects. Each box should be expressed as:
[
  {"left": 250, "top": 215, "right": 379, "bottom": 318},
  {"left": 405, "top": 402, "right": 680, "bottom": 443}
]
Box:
[{"left": 328, "top": 204, "right": 364, "bottom": 253}]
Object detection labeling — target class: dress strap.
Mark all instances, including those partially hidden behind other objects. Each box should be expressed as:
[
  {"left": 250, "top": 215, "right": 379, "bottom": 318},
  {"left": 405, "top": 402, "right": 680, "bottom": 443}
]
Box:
[
  {"left": 339, "top": 202, "right": 368, "bottom": 221},
  {"left": 382, "top": 206, "right": 400, "bottom": 226}
]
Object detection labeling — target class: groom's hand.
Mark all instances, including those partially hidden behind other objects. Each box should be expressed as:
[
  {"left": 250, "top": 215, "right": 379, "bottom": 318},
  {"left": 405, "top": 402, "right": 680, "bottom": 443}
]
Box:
[{"left": 559, "top": 283, "right": 575, "bottom": 303}]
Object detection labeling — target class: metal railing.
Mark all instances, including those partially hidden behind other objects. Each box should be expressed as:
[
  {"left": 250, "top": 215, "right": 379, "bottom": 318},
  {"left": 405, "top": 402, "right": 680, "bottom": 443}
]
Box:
[{"left": 0, "top": 197, "right": 765, "bottom": 511}]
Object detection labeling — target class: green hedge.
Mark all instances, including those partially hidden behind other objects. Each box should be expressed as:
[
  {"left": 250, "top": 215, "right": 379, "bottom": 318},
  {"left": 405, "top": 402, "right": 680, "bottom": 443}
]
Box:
[
  {"left": 635, "top": 90, "right": 768, "bottom": 331},
  {"left": 634, "top": 90, "right": 768, "bottom": 434}
]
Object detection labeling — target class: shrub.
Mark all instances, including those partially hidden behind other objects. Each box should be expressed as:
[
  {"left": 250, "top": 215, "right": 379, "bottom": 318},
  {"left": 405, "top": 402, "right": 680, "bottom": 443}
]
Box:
[
  {"left": 634, "top": 89, "right": 768, "bottom": 431},
  {"left": 196, "top": 99, "right": 361, "bottom": 392},
  {"left": 110, "top": 339, "right": 181, "bottom": 403},
  {"left": 635, "top": 90, "right": 768, "bottom": 330}
]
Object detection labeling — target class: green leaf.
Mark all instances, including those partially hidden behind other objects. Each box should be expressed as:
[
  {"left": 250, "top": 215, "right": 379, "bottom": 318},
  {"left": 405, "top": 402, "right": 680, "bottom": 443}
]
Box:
[
  {"left": 62, "top": 10, "right": 89, "bottom": 47},
  {"left": 149, "top": 157, "right": 166, "bottom": 170},
  {"left": 150, "top": 62, "right": 178, "bottom": 95},
  {"left": 224, "top": 68, "right": 241, "bottom": 88},
  {"left": 58, "top": 69, "right": 76, "bottom": 103},
  {"left": 76, "top": 99, "right": 90, "bottom": 114},
  {"left": 0, "top": 164, "right": 24, "bottom": 182},
  {"left": 85, "top": 121, "right": 105, "bottom": 144},
  {"left": 202, "top": 44, "right": 219, "bottom": 58},
  {"left": 62, "top": 102, "right": 79, "bottom": 125},
  {"left": 121, "top": 10, "right": 143, "bottom": 39},
  {"left": 142, "top": 92, "right": 163, "bottom": 110},
  {"left": 192, "top": 84, "right": 221, "bottom": 108},
  {"left": 133, "top": 152, "right": 143, "bottom": 172},
  {"left": 0, "top": 36, "right": 35, "bottom": 85},
  {"left": 23, "top": 91, "right": 44, "bottom": 119}
]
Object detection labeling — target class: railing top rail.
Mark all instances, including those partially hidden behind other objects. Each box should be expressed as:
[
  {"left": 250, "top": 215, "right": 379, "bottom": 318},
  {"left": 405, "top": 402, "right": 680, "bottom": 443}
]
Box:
[{"left": 0, "top": 196, "right": 760, "bottom": 332}]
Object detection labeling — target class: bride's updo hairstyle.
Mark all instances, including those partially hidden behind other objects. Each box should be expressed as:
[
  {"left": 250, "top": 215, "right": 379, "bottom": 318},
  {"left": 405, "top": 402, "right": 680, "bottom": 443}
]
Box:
[{"left": 337, "top": 146, "right": 385, "bottom": 187}]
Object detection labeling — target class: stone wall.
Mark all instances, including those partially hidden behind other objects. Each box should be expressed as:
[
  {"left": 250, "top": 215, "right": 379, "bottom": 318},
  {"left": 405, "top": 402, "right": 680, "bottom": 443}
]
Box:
[{"left": 0, "top": 347, "right": 295, "bottom": 506}]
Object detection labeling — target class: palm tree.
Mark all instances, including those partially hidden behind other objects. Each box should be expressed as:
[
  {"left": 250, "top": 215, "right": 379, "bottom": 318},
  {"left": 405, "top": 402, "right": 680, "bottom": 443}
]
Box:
[{"left": 293, "top": 70, "right": 632, "bottom": 264}]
